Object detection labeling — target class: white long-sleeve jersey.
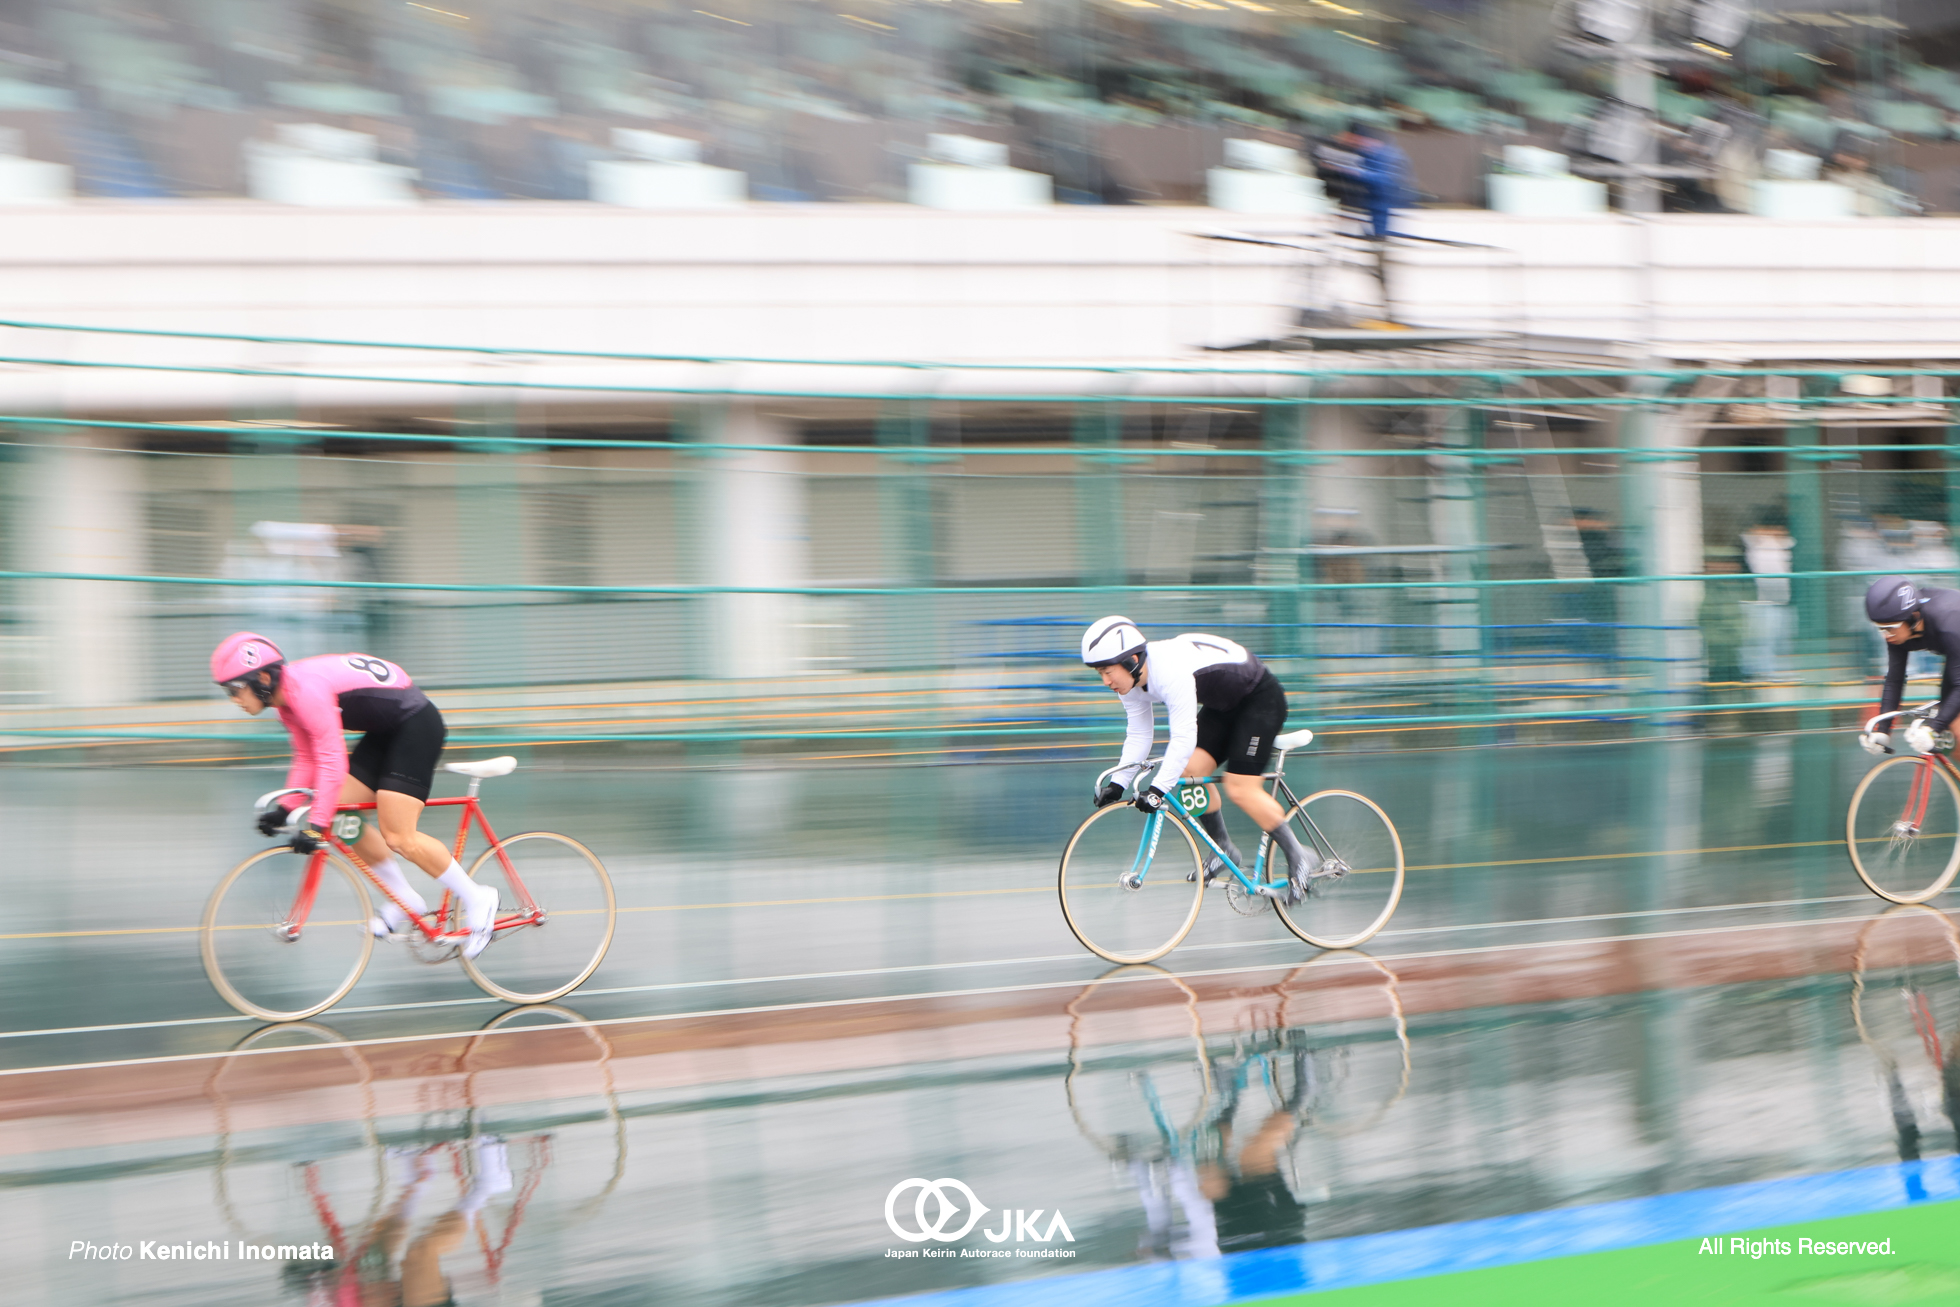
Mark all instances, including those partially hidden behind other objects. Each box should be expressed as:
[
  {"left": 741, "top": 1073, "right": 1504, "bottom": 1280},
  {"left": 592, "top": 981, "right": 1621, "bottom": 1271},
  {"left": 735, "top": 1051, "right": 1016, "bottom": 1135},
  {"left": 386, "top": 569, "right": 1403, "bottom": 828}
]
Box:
[{"left": 1113, "top": 633, "right": 1266, "bottom": 793}]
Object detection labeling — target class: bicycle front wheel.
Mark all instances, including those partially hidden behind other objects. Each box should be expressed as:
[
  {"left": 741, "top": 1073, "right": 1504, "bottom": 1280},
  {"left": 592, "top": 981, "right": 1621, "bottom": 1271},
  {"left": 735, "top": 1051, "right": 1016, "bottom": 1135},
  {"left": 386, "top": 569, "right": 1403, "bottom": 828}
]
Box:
[
  {"left": 1058, "top": 805, "right": 1206, "bottom": 964},
  {"left": 202, "top": 848, "right": 373, "bottom": 1021},
  {"left": 461, "top": 832, "right": 617, "bottom": 1003},
  {"left": 1847, "top": 755, "right": 1960, "bottom": 904},
  {"left": 1273, "top": 790, "right": 1404, "bottom": 950}
]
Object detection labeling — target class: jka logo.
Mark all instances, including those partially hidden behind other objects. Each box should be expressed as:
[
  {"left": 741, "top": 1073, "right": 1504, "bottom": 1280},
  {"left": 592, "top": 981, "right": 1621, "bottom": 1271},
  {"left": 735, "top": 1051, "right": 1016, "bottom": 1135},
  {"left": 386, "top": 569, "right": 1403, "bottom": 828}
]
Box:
[{"left": 884, "top": 1178, "right": 1073, "bottom": 1244}]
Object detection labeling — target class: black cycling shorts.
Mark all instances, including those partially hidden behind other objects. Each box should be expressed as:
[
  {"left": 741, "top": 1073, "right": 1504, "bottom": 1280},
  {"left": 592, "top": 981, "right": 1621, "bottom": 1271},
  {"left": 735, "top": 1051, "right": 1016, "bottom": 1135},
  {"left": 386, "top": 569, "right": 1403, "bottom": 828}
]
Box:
[
  {"left": 1195, "top": 669, "right": 1288, "bottom": 776},
  {"left": 347, "top": 700, "right": 447, "bottom": 802}
]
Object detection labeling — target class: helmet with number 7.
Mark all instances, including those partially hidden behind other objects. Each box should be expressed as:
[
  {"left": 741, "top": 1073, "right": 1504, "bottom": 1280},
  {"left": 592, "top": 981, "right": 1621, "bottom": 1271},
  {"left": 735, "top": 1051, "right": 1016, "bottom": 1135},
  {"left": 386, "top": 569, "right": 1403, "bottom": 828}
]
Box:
[
  {"left": 1082, "top": 616, "right": 1148, "bottom": 678},
  {"left": 211, "top": 631, "right": 285, "bottom": 687},
  {"left": 1865, "top": 576, "right": 1923, "bottom": 626}
]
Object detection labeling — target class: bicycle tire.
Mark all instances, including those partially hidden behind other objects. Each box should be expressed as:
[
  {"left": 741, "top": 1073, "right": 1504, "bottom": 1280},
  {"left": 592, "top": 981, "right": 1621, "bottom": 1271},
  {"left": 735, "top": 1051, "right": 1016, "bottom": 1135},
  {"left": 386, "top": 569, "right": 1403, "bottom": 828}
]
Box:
[
  {"left": 1064, "top": 966, "right": 1214, "bottom": 1162},
  {"left": 461, "top": 832, "right": 617, "bottom": 1004},
  {"left": 1058, "top": 804, "right": 1206, "bottom": 964},
  {"left": 202, "top": 847, "right": 373, "bottom": 1022},
  {"left": 1272, "top": 790, "right": 1404, "bottom": 950},
  {"left": 1847, "top": 756, "right": 1960, "bottom": 904}
]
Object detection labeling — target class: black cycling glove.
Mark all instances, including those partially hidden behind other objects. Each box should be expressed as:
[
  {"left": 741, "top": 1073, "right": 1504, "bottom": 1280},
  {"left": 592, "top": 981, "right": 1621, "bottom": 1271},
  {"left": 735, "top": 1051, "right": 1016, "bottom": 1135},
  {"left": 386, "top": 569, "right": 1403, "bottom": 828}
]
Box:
[
  {"left": 288, "top": 827, "right": 326, "bottom": 855},
  {"left": 1095, "top": 781, "right": 1125, "bottom": 808},
  {"left": 256, "top": 806, "right": 292, "bottom": 837},
  {"left": 1133, "top": 787, "right": 1168, "bottom": 815}
]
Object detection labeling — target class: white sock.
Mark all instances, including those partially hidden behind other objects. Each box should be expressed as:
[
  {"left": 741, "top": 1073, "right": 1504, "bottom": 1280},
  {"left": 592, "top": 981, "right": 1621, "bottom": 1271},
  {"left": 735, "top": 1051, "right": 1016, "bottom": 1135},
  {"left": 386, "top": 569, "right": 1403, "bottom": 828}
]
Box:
[
  {"left": 458, "top": 1136, "right": 512, "bottom": 1225},
  {"left": 437, "top": 863, "right": 484, "bottom": 903},
  {"left": 438, "top": 862, "right": 497, "bottom": 949},
  {"left": 370, "top": 858, "right": 428, "bottom": 929}
]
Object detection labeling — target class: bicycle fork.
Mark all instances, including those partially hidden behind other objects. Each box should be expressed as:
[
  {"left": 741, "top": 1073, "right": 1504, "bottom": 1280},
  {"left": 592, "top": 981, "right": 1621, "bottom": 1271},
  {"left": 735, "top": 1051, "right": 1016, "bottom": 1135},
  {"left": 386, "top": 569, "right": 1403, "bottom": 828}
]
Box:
[
  {"left": 1895, "top": 760, "right": 1941, "bottom": 847},
  {"left": 1122, "top": 814, "right": 1169, "bottom": 890},
  {"left": 277, "top": 853, "right": 328, "bottom": 941}
]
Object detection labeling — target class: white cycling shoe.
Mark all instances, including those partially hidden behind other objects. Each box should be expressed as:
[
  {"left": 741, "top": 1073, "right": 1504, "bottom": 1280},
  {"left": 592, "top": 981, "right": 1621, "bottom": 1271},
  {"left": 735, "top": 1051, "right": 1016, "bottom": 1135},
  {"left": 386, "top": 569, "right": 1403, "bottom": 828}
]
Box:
[{"left": 461, "top": 886, "right": 499, "bottom": 960}]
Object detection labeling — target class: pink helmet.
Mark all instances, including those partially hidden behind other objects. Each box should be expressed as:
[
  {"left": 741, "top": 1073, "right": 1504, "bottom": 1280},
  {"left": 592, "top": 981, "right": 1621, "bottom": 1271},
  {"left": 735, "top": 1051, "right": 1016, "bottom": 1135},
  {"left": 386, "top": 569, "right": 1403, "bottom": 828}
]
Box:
[{"left": 211, "top": 631, "right": 284, "bottom": 684}]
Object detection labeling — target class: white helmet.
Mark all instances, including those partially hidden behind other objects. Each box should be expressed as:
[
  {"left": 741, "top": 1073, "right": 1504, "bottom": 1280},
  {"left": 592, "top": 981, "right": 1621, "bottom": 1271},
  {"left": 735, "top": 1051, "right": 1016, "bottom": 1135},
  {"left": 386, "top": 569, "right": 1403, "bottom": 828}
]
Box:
[{"left": 1082, "top": 616, "right": 1148, "bottom": 670}]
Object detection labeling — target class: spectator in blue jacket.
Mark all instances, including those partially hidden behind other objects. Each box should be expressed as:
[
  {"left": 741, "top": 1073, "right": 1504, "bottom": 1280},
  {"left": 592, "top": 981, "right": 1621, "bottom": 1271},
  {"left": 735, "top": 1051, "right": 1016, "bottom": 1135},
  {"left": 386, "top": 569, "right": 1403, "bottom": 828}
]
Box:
[{"left": 1348, "top": 123, "right": 1411, "bottom": 238}]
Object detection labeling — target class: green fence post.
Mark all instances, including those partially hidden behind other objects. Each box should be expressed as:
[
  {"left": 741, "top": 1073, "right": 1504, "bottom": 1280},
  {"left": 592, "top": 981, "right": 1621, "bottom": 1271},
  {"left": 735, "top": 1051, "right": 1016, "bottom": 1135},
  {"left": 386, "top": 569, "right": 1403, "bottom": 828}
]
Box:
[
  {"left": 1074, "top": 402, "right": 1125, "bottom": 598},
  {"left": 878, "top": 399, "right": 939, "bottom": 671},
  {"left": 1786, "top": 386, "right": 1829, "bottom": 733},
  {"left": 1617, "top": 376, "right": 1668, "bottom": 735},
  {"left": 1258, "top": 400, "right": 1312, "bottom": 676}
]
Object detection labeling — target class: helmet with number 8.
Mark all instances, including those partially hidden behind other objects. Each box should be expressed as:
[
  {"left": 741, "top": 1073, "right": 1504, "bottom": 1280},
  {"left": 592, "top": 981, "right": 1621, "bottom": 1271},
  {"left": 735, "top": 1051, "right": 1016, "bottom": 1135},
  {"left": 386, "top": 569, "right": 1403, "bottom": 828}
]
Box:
[
  {"left": 211, "top": 631, "right": 285, "bottom": 688},
  {"left": 1865, "top": 576, "right": 1923, "bottom": 626},
  {"left": 1082, "top": 616, "right": 1148, "bottom": 679}
]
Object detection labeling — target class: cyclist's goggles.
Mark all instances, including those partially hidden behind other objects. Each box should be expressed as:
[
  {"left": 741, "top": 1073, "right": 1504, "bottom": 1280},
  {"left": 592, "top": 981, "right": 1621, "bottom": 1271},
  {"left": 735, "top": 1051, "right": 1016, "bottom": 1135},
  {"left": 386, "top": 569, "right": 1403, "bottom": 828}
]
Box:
[
  {"left": 217, "top": 677, "right": 262, "bottom": 699},
  {"left": 1873, "top": 620, "right": 1913, "bottom": 633}
]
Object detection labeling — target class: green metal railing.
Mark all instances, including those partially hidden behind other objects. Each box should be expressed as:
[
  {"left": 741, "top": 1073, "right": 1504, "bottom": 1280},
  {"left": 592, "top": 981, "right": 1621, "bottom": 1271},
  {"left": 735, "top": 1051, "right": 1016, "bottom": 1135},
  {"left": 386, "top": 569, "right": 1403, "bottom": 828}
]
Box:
[{"left": 0, "top": 318, "right": 1953, "bottom": 752}]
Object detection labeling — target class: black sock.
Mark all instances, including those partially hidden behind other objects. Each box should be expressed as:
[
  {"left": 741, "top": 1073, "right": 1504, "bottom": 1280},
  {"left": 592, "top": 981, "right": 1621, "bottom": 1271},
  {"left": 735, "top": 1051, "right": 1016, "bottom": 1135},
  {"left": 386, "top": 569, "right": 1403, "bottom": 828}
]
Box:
[
  {"left": 1266, "top": 821, "right": 1316, "bottom": 879},
  {"left": 1199, "top": 810, "right": 1243, "bottom": 869}
]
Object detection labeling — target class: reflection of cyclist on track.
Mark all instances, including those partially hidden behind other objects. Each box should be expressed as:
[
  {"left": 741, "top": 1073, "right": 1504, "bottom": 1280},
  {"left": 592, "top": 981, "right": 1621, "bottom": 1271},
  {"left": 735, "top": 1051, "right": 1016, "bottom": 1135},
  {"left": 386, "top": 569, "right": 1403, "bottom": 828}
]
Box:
[
  {"left": 1080, "top": 617, "right": 1320, "bottom": 899},
  {"left": 1198, "top": 1050, "right": 1311, "bottom": 1255},
  {"left": 284, "top": 1138, "right": 513, "bottom": 1307},
  {"left": 211, "top": 631, "right": 498, "bottom": 958},
  {"left": 1861, "top": 577, "right": 1960, "bottom": 758}
]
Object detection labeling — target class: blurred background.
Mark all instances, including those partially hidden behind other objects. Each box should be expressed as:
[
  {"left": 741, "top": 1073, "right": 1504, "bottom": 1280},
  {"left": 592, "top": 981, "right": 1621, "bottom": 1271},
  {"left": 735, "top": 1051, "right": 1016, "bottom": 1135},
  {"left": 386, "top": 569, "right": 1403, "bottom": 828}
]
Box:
[{"left": 5, "top": 3, "right": 1960, "bottom": 1306}]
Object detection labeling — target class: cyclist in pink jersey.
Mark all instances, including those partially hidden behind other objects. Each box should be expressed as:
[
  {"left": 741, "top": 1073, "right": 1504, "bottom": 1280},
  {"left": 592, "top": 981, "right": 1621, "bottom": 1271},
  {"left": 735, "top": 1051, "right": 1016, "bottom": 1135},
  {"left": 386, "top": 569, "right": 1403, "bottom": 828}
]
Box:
[{"left": 211, "top": 631, "right": 498, "bottom": 958}]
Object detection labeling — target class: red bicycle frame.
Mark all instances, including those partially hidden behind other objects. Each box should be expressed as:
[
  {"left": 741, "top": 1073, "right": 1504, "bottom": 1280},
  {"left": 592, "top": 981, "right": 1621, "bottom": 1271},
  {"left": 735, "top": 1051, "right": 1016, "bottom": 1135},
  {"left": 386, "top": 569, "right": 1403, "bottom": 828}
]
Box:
[
  {"left": 281, "top": 789, "right": 541, "bottom": 944},
  {"left": 1899, "top": 753, "right": 1960, "bottom": 834}
]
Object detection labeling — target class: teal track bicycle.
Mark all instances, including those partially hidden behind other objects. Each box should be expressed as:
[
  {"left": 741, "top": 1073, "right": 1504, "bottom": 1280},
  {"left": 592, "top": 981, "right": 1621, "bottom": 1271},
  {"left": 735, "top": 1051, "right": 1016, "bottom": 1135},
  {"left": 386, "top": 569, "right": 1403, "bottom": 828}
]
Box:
[{"left": 1057, "top": 729, "right": 1405, "bottom": 963}]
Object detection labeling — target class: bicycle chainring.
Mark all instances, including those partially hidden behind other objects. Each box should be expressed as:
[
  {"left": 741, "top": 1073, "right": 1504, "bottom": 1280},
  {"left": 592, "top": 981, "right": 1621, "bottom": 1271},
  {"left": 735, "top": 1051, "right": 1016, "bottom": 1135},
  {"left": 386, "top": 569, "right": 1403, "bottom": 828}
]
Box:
[
  {"left": 1224, "top": 878, "right": 1272, "bottom": 916},
  {"left": 406, "top": 931, "right": 461, "bottom": 965}
]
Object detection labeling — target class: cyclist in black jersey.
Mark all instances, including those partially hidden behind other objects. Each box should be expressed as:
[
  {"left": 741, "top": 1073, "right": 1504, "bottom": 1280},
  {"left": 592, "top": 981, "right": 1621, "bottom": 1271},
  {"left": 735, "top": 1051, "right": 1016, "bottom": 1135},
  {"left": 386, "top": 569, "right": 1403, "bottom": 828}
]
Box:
[{"left": 1861, "top": 575, "right": 1960, "bottom": 757}]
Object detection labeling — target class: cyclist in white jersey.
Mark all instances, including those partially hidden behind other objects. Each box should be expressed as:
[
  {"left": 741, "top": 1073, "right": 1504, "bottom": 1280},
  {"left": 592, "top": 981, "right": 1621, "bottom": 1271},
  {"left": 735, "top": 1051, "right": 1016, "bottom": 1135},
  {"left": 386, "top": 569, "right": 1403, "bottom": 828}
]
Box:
[{"left": 1082, "top": 617, "right": 1320, "bottom": 899}]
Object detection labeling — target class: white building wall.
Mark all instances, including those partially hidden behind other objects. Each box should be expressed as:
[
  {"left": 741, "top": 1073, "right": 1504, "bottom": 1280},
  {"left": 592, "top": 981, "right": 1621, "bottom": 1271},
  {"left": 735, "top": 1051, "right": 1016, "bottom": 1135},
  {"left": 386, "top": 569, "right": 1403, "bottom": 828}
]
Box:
[{"left": 0, "top": 206, "right": 1952, "bottom": 423}]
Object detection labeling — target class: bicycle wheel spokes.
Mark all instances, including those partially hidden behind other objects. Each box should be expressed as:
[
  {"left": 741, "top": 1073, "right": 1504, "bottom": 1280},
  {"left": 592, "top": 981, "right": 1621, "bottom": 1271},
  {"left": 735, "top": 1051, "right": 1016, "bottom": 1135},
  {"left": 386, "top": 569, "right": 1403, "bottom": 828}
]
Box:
[
  {"left": 1847, "top": 756, "right": 1960, "bottom": 904},
  {"left": 202, "top": 849, "right": 373, "bottom": 1021},
  {"left": 461, "top": 832, "right": 617, "bottom": 1004},
  {"left": 1273, "top": 790, "right": 1404, "bottom": 950},
  {"left": 1057, "top": 805, "right": 1206, "bottom": 964}
]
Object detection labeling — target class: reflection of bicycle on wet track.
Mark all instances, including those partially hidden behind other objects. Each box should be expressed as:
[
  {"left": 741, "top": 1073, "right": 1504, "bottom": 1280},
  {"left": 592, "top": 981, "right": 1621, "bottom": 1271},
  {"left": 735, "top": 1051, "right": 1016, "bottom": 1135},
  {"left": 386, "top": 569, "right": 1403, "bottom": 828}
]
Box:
[
  {"left": 202, "top": 756, "right": 616, "bottom": 1020},
  {"left": 1064, "top": 957, "right": 1411, "bottom": 1258},
  {"left": 1059, "top": 731, "right": 1405, "bottom": 964},
  {"left": 1851, "top": 907, "right": 1960, "bottom": 1172},
  {"left": 1850, "top": 701, "right": 1960, "bottom": 904},
  {"left": 212, "top": 1005, "right": 628, "bottom": 1299}
]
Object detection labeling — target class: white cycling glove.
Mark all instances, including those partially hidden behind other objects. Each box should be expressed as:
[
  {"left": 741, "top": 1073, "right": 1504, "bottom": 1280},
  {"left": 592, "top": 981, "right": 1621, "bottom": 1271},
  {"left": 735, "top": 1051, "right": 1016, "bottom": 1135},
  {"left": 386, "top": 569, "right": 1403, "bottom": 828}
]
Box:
[
  {"left": 1859, "top": 731, "right": 1892, "bottom": 757},
  {"left": 1903, "top": 721, "right": 1954, "bottom": 755}
]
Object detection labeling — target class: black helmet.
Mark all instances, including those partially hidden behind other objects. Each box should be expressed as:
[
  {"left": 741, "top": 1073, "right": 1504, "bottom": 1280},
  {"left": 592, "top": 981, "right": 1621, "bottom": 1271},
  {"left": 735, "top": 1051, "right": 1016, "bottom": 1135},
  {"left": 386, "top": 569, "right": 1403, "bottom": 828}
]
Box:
[{"left": 1865, "top": 576, "right": 1923, "bottom": 625}]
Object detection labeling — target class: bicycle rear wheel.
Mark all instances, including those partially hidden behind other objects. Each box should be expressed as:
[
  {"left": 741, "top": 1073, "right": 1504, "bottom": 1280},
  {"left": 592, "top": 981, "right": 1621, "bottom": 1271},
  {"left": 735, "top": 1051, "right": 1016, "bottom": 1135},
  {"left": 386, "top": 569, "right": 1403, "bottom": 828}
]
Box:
[
  {"left": 1058, "top": 805, "right": 1206, "bottom": 964},
  {"left": 1273, "top": 790, "right": 1404, "bottom": 950},
  {"left": 461, "top": 832, "right": 616, "bottom": 1003},
  {"left": 202, "top": 848, "right": 373, "bottom": 1021},
  {"left": 1847, "top": 755, "right": 1960, "bottom": 904}
]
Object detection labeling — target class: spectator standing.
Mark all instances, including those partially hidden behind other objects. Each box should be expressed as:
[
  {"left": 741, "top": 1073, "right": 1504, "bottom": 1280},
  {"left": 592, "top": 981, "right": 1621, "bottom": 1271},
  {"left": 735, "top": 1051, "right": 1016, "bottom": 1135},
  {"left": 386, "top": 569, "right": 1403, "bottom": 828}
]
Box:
[{"left": 1349, "top": 123, "right": 1411, "bottom": 239}]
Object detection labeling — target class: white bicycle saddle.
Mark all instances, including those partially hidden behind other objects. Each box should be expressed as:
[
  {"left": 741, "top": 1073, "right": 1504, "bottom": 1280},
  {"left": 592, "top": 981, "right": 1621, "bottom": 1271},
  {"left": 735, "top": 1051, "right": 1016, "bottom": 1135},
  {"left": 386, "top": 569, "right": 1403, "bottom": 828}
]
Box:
[{"left": 443, "top": 756, "right": 518, "bottom": 779}]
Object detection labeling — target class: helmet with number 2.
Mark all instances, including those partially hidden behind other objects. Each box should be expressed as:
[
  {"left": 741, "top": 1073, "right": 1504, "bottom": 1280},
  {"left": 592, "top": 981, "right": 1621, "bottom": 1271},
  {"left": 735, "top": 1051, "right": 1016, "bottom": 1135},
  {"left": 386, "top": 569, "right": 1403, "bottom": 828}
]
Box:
[
  {"left": 211, "top": 631, "right": 285, "bottom": 687},
  {"left": 1082, "top": 616, "right": 1148, "bottom": 680},
  {"left": 1865, "top": 576, "right": 1922, "bottom": 626}
]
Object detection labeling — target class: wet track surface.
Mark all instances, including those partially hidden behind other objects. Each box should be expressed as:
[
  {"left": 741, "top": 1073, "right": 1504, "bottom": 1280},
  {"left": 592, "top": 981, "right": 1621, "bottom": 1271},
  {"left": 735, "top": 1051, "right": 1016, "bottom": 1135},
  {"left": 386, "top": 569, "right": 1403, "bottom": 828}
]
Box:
[{"left": 4, "top": 733, "right": 1957, "bottom": 1305}]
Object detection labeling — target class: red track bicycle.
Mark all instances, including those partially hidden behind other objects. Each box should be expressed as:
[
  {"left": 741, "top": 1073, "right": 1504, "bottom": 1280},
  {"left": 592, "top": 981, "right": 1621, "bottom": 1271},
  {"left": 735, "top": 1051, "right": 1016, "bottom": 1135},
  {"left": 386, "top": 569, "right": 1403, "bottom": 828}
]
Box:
[
  {"left": 1848, "top": 702, "right": 1960, "bottom": 905},
  {"left": 201, "top": 757, "right": 615, "bottom": 1020}
]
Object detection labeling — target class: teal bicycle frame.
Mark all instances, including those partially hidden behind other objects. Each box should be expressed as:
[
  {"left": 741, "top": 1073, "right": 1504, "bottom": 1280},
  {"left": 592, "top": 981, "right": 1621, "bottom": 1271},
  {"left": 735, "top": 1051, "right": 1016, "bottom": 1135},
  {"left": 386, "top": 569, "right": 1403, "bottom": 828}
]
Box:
[{"left": 1104, "top": 761, "right": 1330, "bottom": 901}]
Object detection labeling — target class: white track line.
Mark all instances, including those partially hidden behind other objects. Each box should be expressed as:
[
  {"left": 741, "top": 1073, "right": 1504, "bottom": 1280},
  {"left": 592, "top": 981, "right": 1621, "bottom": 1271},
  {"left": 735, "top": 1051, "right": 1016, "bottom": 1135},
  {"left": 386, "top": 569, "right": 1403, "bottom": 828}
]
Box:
[
  {"left": 0, "top": 893, "right": 1883, "bottom": 1045},
  {"left": 0, "top": 909, "right": 1903, "bottom": 1079}
]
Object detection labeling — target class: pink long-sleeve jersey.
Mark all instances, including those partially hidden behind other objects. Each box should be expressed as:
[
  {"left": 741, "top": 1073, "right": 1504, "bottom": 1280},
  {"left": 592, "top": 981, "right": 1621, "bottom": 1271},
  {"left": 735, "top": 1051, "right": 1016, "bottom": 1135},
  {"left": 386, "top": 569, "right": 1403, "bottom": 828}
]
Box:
[{"left": 273, "top": 653, "right": 432, "bottom": 821}]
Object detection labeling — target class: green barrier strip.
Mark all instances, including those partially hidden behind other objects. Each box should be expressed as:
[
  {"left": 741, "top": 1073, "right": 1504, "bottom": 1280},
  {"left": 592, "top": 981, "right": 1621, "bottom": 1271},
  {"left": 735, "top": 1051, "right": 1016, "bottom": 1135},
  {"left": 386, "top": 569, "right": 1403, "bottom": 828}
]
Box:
[
  {"left": 1240, "top": 1202, "right": 1960, "bottom": 1307},
  {"left": 0, "top": 411, "right": 1945, "bottom": 458},
  {"left": 0, "top": 697, "right": 1872, "bottom": 745},
  {"left": 0, "top": 567, "right": 1930, "bottom": 595},
  {"left": 0, "top": 351, "right": 1953, "bottom": 408},
  {"left": 4, "top": 315, "right": 1960, "bottom": 381}
]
